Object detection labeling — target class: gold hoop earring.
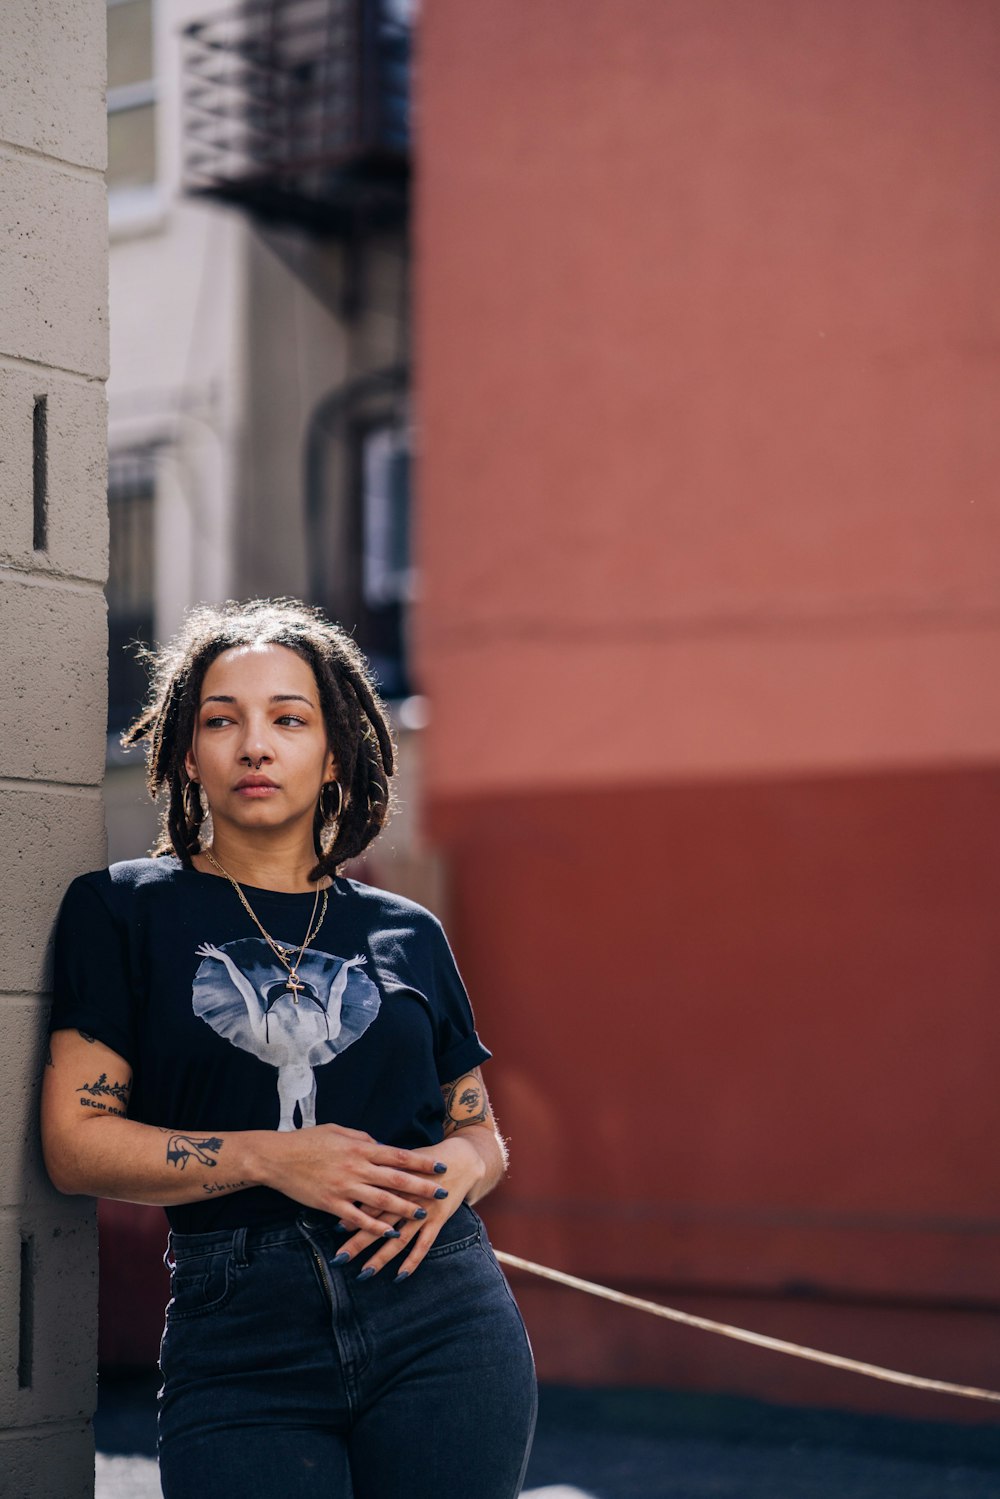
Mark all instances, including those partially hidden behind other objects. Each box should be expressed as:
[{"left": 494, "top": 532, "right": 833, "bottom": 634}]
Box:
[
  {"left": 321, "top": 780, "right": 343, "bottom": 821},
  {"left": 184, "top": 779, "right": 202, "bottom": 821}
]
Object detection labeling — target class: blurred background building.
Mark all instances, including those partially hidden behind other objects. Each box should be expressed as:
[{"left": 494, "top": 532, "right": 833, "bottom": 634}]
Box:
[{"left": 102, "top": 0, "right": 1000, "bottom": 1424}]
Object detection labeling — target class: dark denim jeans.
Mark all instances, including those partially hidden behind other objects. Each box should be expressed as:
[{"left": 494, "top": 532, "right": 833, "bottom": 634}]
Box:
[{"left": 157, "top": 1204, "right": 537, "bottom": 1498}]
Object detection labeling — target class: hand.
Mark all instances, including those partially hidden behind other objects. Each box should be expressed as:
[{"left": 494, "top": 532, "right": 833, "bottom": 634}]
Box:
[
  {"left": 333, "top": 1135, "right": 486, "bottom": 1279},
  {"left": 253, "top": 1123, "right": 450, "bottom": 1236},
  {"left": 195, "top": 942, "right": 225, "bottom": 961}
]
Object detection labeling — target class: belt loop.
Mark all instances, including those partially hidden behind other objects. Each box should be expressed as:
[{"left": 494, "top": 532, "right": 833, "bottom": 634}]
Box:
[{"left": 232, "top": 1226, "right": 249, "bottom": 1267}]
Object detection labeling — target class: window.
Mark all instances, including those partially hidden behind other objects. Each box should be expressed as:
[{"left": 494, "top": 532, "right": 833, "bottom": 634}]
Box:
[
  {"left": 107, "top": 447, "right": 156, "bottom": 735},
  {"left": 351, "top": 416, "right": 412, "bottom": 698},
  {"left": 306, "top": 370, "right": 413, "bottom": 699},
  {"left": 362, "top": 423, "right": 413, "bottom": 610},
  {"left": 107, "top": 0, "right": 157, "bottom": 198}
]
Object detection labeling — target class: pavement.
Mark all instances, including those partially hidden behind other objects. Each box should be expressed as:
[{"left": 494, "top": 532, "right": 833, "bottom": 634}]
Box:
[{"left": 95, "top": 1372, "right": 1000, "bottom": 1497}]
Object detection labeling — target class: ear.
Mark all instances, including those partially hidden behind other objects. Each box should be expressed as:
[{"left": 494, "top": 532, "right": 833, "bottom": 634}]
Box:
[
  {"left": 184, "top": 747, "right": 199, "bottom": 783},
  {"left": 324, "top": 748, "right": 338, "bottom": 784}
]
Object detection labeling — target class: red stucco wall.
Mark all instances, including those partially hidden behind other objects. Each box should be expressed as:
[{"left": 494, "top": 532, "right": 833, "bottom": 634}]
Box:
[{"left": 415, "top": 1, "right": 1000, "bottom": 1413}]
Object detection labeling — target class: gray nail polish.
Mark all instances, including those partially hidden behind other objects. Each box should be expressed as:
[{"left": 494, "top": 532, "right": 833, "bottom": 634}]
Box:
[
  {"left": 332, "top": 1251, "right": 350, "bottom": 1266},
  {"left": 383, "top": 1228, "right": 400, "bottom": 1239},
  {"left": 413, "top": 1208, "right": 427, "bottom": 1220},
  {"left": 433, "top": 1161, "right": 447, "bottom": 1174},
  {"left": 434, "top": 1187, "right": 449, "bottom": 1199},
  {"left": 357, "top": 1266, "right": 375, "bottom": 1282},
  {"left": 395, "top": 1270, "right": 410, "bottom": 1282}
]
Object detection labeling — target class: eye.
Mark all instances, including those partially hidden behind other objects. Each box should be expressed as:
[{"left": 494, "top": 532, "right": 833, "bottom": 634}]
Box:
[
  {"left": 203, "top": 715, "right": 233, "bottom": 729},
  {"left": 276, "top": 714, "right": 307, "bottom": 727}
]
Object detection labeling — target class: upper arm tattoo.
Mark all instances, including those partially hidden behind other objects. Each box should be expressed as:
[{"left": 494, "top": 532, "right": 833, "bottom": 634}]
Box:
[
  {"left": 441, "top": 1067, "right": 490, "bottom": 1134},
  {"left": 76, "top": 1072, "right": 131, "bottom": 1120}
]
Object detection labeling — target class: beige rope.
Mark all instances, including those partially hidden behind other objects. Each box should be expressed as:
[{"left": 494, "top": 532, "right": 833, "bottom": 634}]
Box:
[{"left": 494, "top": 1250, "right": 1000, "bottom": 1405}]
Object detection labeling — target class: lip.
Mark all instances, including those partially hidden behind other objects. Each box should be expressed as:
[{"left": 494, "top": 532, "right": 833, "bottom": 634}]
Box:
[{"left": 234, "top": 775, "right": 279, "bottom": 792}]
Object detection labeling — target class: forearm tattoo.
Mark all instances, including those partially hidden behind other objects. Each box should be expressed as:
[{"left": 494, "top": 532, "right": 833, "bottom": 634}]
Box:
[
  {"left": 165, "top": 1134, "right": 224, "bottom": 1170},
  {"left": 76, "top": 1073, "right": 131, "bottom": 1119},
  {"left": 202, "top": 1180, "right": 248, "bottom": 1196},
  {"left": 441, "top": 1067, "right": 490, "bottom": 1134}
]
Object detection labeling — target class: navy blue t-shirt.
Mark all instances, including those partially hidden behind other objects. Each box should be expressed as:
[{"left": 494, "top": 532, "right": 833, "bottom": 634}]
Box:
[{"left": 50, "top": 857, "right": 490, "bottom": 1232}]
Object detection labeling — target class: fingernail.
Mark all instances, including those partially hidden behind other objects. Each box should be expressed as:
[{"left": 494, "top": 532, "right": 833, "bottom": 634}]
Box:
[
  {"left": 357, "top": 1267, "right": 375, "bottom": 1282},
  {"left": 383, "top": 1228, "right": 401, "bottom": 1239},
  {"left": 413, "top": 1208, "right": 427, "bottom": 1220},
  {"left": 395, "top": 1270, "right": 410, "bottom": 1282},
  {"left": 332, "top": 1251, "right": 350, "bottom": 1266},
  {"left": 433, "top": 1162, "right": 447, "bottom": 1174},
  {"left": 434, "top": 1187, "right": 449, "bottom": 1199}
]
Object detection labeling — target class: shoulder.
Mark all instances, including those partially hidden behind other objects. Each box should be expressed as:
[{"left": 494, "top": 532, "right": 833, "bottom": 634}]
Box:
[
  {"left": 107, "top": 855, "right": 185, "bottom": 891},
  {"left": 61, "top": 856, "right": 185, "bottom": 921},
  {"left": 336, "top": 876, "right": 446, "bottom": 940}
]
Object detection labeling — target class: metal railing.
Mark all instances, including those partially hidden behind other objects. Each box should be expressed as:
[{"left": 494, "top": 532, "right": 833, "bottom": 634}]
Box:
[{"left": 182, "top": 0, "right": 410, "bottom": 228}]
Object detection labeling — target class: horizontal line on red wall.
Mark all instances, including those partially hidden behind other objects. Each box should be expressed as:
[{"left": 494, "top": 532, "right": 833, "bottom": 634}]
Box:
[
  {"left": 493, "top": 1196, "right": 1000, "bottom": 1237},
  {"left": 422, "top": 607, "right": 1000, "bottom": 651}
]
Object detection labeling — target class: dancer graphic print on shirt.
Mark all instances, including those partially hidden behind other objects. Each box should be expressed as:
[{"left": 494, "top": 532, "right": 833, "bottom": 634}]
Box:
[{"left": 193, "top": 941, "right": 381, "bottom": 1130}]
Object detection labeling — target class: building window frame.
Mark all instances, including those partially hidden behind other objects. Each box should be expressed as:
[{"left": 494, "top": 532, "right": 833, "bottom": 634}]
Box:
[{"left": 107, "top": 0, "right": 162, "bottom": 225}]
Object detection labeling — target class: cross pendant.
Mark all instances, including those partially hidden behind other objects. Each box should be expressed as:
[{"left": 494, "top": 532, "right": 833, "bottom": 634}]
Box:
[{"left": 287, "top": 970, "right": 304, "bottom": 1003}]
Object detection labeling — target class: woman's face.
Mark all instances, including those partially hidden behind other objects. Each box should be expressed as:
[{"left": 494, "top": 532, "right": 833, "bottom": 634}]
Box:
[{"left": 184, "top": 643, "right": 336, "bottom": 842}]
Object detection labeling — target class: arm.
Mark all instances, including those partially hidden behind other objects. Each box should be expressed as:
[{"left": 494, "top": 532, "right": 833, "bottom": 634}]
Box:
[
  {"left": 195, "top": 943, "right": 265, "bottom": 1042},
  {"left": 438, "top": 1065, "right": 507, "bottom": 1206},
  {"left": 41, "top": 1028, "right": 450, "bottom": 1231}
]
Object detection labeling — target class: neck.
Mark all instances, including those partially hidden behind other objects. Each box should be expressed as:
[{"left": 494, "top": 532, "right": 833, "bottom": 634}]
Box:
[{"left": 196, "top": 828, "right": 327, "bottom": 893}]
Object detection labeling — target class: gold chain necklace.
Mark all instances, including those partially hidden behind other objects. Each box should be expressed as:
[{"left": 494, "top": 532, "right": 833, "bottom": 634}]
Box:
[{"left": 203, "top": 848, "right": 329, "bottom": 1004}]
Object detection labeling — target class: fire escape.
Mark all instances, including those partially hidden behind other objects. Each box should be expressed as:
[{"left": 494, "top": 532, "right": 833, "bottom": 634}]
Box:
[
  {"left": 181, "top": 0, "right": 413, "bottom": 695},
  {"left": 182, "top": 0, "right": 409, "bottom": 235}
]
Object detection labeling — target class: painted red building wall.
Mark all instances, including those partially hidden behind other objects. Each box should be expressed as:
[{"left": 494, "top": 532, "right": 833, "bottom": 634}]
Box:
[{"left": 415, "top": 0, "right": 1000, "bottom": 1418}]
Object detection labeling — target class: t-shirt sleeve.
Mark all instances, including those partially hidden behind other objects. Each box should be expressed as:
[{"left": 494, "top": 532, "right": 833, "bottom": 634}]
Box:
[
  {"left": 429, "top": 919, "right": 492, "bottom": 1084},
  {"left": 49, "top": 875, "right": 137, "bottom": 1068}
]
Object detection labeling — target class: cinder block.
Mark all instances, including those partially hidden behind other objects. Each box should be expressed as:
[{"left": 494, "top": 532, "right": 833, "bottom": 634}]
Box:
[
  {"left": 0, "top": 1422, "right": 94, "bottom": 1499},
  {"left": 0, "top": 788, "right": 106, "bottom": 995},
  {"left": 0, "top": 155, "right": 107, "bottom": 377},
  {"left": 0, "top": 999, "right": 64, "bottom": 1215},
  {"left": 0, "top": 1204, "right": 97, "bottom": 1431},
  {"left": 0, "top": 579, "right": 107, "bottom": 785},
  {"left": 0, "top": 367, "right": 108, "bottom": 583},
  {"left": 0, "top": 0, "right": 106, "bottom": 170}
]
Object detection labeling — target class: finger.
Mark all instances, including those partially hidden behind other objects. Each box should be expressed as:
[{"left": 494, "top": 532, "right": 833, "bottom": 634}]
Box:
[
  {"left": 370, "top": 1166, "right": 451, "bottom": 1202},
  {"left": 353, "top": 1184, "right": 445, "bottom": 1221},
  {"left": 353, "top": 1221, "right": 423, "bottom": 1280},
  {"left": 334, "top": 1205, "right": 401, "bottom": 1236},
  {"left": 372, "top": 1145, "right": 448, "bottom": 1177},
  {"left": 334, "top": 1225, "right": 384, "bottom": 1262}
]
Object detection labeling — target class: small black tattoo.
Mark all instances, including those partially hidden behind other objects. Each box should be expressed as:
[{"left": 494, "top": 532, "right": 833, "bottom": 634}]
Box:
[
  {"left": 202, "top": 1180, "right": 248, "bottom": 1196},
  {"left": 78, "top": 1030, "right": 97, "bottom": 1043},
  {"left": 166, "top": 1134, "right": 223, "bottom": 1171},
  {"left": 77, "top": 1074, "right": 130, "bottom": 1107},
  {"left": 44, "top": 1042, "right": 54, "bottom": 1068}
]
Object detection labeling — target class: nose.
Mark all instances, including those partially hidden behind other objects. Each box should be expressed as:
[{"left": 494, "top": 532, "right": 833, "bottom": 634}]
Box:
[{"left": 238, "top": 716, "right": 274, "bottom": 769}]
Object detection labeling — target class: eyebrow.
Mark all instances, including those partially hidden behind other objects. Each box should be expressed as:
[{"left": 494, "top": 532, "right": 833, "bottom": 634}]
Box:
[{"left": 201, "top": 694, "right": 316, "bottom": 707}]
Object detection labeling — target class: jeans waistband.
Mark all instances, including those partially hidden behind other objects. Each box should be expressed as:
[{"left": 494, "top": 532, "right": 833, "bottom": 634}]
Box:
[{"left": 166, "top": 1202, "right": 480, "bottom": 1264}]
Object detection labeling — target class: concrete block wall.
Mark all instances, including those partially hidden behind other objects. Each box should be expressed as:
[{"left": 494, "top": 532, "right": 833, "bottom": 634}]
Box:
[{"left": 0, "top": 1, "right": 108, "bottom": 1494}]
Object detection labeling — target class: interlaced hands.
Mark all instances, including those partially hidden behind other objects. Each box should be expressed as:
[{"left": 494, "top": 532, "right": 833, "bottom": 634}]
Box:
[
  {"left": 333, "top": 1135, "right": 486, "bottom": 1279},
  {"left": 265, "top": 1122, "right": 451, "bottom": 1237}
]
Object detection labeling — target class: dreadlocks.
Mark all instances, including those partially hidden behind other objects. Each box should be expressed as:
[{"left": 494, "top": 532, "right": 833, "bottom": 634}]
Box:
[{"left": 123, "top": 599, "right": 396, "bottom": 882}]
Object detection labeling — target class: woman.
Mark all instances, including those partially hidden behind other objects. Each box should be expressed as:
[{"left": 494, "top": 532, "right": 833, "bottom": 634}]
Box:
[{"left": 41, "top": 599, "right": 537, "bottom": 1499}]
